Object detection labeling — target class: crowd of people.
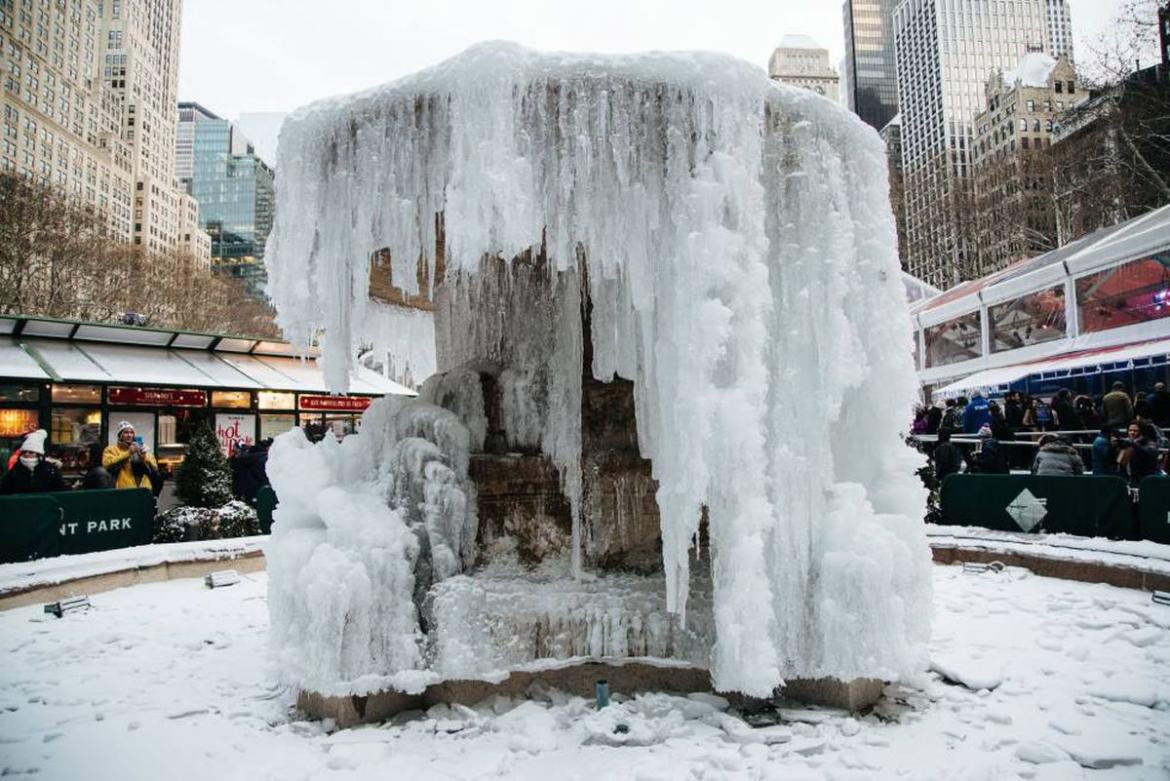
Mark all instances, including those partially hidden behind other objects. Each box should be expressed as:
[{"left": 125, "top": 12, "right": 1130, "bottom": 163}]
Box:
[
  {"left": 0, "top": 420, "right": 157, "bottom": 496},
  {"left": 0, "top": 420, "right": 272, "bottom": 505},
  {"left": 916, "top": 381, "right": 1170, "bottom": 487}
]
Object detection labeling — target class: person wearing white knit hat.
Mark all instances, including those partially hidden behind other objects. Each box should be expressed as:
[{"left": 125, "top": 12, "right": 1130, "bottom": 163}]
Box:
[
  {"left": 0, "top": 429, "right": 67, "bottom": 495},
  {"left": 102, "top": 420, "right": 159, "bottom": 491}
]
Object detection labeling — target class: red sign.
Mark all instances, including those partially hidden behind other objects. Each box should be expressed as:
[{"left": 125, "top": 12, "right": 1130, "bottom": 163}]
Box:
[
  {"left": 108, "top": 387, "right": 207, "bottom": 407},
  {"left": 298, "top": 395, "right": 372, "bottom": 412}
]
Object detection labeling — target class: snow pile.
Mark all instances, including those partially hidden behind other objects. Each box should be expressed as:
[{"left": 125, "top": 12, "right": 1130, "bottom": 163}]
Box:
[
  {"left": 266, "top": 42, "right": 930, "bottom": 696},
  {"left": 3, "top": 567, "right": 1170, "bottom": 778},
  {"left": 265, "top": 396, "right": 476, "bottom": 695},
  {"left": 1005, "top": 52, "right": 1059, "bottom": 88}
]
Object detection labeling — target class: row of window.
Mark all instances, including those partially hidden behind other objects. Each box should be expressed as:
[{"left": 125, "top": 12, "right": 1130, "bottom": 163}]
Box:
[{"left": 923, "top": 255, "right": 1170, "bottom": 369}]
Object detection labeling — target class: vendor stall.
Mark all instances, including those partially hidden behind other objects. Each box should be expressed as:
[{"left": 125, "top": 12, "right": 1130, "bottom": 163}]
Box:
[{"left": 0, "top": 316, "right": 415, "bottom": 481}]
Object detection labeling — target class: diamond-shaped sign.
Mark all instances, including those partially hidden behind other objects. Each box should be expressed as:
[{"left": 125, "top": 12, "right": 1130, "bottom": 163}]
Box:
[{"left": 1006, "top": 488, "right": 1047, "bottom": 532}]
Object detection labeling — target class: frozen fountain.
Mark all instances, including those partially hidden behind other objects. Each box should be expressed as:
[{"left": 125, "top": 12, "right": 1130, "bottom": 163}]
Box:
[{"left": 263, "top": 42, "right": 932, "bottom": 725}]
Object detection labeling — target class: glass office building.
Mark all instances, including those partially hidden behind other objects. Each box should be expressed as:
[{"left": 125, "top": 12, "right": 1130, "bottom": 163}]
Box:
[
  {"left": 177, "top": 102, "right": 275, "bottom": 298},
  {"left": 842, "top": 0, "right": 900, "bottom": 132}
]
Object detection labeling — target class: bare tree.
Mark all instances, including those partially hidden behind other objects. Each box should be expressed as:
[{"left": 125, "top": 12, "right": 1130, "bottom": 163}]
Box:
[{"left": 0, "top": 172, "right": 280, "bottom": 337}]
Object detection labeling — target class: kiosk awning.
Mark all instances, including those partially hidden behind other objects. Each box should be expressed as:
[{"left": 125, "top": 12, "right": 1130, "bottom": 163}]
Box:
[{"left": 4, "top": 336, "right": 413, "bottom": 396}]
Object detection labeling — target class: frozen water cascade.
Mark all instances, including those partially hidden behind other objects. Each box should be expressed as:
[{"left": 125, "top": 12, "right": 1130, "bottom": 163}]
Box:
[{"left": 265, "top": 42, "right": 932, "bottom": 699}]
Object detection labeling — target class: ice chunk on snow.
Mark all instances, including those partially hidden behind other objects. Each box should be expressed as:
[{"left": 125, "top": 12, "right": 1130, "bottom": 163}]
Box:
[
  {"left": 930, "top": 656, "right": 1004, "bottom": 691},
  {"left": 1016, "top": 741, "right": 1072, "bottom": 764},
  {"left": 265, "top": 41, "right": 931, "bottom": 696}
]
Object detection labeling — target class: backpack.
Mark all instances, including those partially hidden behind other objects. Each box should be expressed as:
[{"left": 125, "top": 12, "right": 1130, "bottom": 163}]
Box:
[{"left": 1034, "top": 400, "right": 1053, "bottom": 426}]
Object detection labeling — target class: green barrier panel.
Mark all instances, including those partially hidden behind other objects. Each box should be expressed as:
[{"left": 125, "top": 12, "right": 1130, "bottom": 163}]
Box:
[
  {"left": 255, "top": 485, "right": 277, "bottom": 535},
  {"left": 0, "top": 495, "right": 61, "bottom": 564},
  {"left": 51, "top": 488, "right": 155, "bottom": 556},
  {"left": 1137, "top": 476, "right": 1170, "bottom": 544},
  {"left": 939, "top": 474, "right": 1133, "bottom": 539}
]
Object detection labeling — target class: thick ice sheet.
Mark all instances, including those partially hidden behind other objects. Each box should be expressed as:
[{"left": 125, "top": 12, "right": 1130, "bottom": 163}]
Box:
[{"left": 266, "top": 42, "right": 931, "bottom": 695}]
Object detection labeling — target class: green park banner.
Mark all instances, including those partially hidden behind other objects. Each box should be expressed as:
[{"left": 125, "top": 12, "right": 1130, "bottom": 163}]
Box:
[
  {"left": 0, "top": 489, "right": 154, "bottom": 563},
  {"left": 939, "top": 475, "right": 1134, "bottom": 539},
  {"left": 1137, "top": 476, "right": 1170, "bottom": 545},
  {"left": 0, "top": 494, "right": 61, "bottom": 564}
]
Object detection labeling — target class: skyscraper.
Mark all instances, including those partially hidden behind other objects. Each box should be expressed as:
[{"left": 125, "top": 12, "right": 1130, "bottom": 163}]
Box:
[
  {"left": 894, "top": 0, "right": 1050, "bottom": 288},
  {"left": 0, "top": 0, "right": 135, "bottom": 240},
  {"left": 767, "top": 35, "right": 840, "bottom": 101},
  {"left": 177, "top": 102, "right": 274, "bottom": 298},
  {"left": 0, "top": 0, "right": 194, "bottom": 257},
  {"left": 1046, "top": 0, "right": 1074, "bottom": 61},
  {"left": 99, "top": 0, "right": 185, "bottom": 255},
  {"left": 842, "top": 0, "right": 900, "bottom": 131}
]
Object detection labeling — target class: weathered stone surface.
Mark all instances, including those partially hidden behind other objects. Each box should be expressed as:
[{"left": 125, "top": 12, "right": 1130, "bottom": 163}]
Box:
[
  {"left": 471, "top": 454, "right": 572, "bottom": 564},
  {"left": 780, "top": 677, "right": 885, "bottom": 712},
  {"left": 580, "top": 375, "right": 663, "bottom": 572},
  {"left": 298, "top": 668, "right": 885, "bottom": 728}
]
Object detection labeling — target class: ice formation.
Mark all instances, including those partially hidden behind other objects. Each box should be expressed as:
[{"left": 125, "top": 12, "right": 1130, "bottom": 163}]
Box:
[
  {"left": 359, "top": 300, "right": 436, "bottom": 390},
  {"left": 265, "top": 42, "right": 931, "bottom": 697}
]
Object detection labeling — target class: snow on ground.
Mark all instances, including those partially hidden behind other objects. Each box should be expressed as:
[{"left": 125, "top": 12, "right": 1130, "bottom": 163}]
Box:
[{"left": 1, "top": 565, "right": 1169, "bottom": 780}]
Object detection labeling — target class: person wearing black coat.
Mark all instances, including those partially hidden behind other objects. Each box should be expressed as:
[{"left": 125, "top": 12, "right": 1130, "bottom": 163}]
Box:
[
  {"left": 0, "top": 430, "right": 67, "bottom": 495},
  {"left": 231, "top": 440, "right": 271, "bottom": 503},
  {"left": 77, "top": 443, "right": 113, "bottom": 489},
  {"left": 1051, "top": 389, "right": 1082, "bottom": 432},
  {"left": 932, "top": 429, "right": 966, "bottom": 483},
  {"left": 1118, "top": 421, "right": 1161, "bottom": 486},
  {"left": 925, "top": 405, "right": 943, "bottom": 435},
  {"left": 1004, "top": 391, "right": 1024, "bottom": 431}
]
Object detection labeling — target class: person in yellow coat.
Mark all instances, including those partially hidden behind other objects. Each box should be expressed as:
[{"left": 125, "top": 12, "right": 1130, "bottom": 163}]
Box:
[{"left": 102, "top": 420, "right": 159, "bottom": 490}]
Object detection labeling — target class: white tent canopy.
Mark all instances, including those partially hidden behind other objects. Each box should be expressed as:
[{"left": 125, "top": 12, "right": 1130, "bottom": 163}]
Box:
[{"left": 933, "top": 336, "right": 1170, "bottom": 399}]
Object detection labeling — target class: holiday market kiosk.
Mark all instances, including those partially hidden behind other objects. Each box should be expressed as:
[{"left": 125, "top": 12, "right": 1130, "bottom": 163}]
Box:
[{"left": 0, "top": 315, "right": 415, "bottom": 482}]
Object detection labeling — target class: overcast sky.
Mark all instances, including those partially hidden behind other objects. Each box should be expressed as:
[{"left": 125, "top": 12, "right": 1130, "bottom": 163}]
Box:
[{"left": 179, "top": 0, "right": 1126, "bottom": 120}]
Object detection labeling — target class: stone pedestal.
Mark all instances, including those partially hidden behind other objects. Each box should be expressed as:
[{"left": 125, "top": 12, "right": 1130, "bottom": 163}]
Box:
[{"left": 297, "top": 668, "right": 885, "bottom": 729}]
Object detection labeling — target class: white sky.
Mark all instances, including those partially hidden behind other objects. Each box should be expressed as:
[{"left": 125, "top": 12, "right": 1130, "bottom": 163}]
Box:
[{"left": 179, "top": 0, "right": 1125, "bottom": 120}]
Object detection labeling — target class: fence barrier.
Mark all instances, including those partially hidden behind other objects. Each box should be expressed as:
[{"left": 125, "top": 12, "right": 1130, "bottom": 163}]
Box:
[
  {"left": 0, "top": 488, "right": 154, "bottom": 564},
  {"left": 1137, "top": 476, "right": 1170, "bottom": 545},
  {"left": 938, "top": 474, "right": 1134, "bottom": 538}
]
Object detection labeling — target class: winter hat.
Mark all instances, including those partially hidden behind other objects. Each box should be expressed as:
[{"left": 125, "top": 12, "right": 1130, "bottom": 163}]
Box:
[
  {"left": 21, "top": 429, "right": 47, "bottom": 455},
  {"left": 977, "top": 425, "right": 992, "bottom": 438},
  {"left": 116, "top": 420, "right": 135, "bottom": 435}
]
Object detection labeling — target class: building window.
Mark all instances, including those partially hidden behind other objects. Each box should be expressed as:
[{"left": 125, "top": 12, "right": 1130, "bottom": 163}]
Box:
[
  {"left": 1055, "top": 81, "right": 1063, "bottom": 94},
  {"left": 1067, "top": 81, "right": 1075, "bottom": 94}
]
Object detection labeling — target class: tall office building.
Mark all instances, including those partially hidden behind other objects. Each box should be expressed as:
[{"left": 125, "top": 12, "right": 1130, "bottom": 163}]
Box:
[
  {"left": 0, "top": 0, "right": 191, "bottom": 257},
  {"left": 99, "top": 0, "right": 184, "bottom": 254},
  {"left": 842, "top": 0, "right": 900, "bottom": 131},
  {"left": 0, "top": 0, "right": 135, "bottom": 240},
  {"left": 1046, "top": 0, "right": 1074, "bottom": 61},
  {"left": 894, "top": 0, "right": 1050, "bottom": 288},
  {"left": 768, "top": 35, "right": 840, "bottom": 101},
  {"left": 177, "top": 101, "right": 274, "bottom": 298}
]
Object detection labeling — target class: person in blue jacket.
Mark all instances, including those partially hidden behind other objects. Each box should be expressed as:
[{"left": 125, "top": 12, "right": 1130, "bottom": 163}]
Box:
[
  {"left": 963, "top": 391, "right": 992, "bottom": 435},
  {"left": 1091, "top": 426, "right": 1119, "bottom": 476}
]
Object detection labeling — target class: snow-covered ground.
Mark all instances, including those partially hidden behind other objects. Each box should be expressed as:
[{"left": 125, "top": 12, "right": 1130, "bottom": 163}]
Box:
[{"left": 1, "top": 565, "right": 1168, "bottom": 780}]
